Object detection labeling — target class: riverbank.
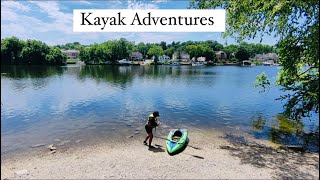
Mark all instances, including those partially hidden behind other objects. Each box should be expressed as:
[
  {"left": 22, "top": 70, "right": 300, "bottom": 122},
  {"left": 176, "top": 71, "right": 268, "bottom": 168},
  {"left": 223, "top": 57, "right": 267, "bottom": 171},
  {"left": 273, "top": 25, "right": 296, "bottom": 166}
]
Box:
[{"left": 1, "top": 127, "right": 318, "bottom": 179}]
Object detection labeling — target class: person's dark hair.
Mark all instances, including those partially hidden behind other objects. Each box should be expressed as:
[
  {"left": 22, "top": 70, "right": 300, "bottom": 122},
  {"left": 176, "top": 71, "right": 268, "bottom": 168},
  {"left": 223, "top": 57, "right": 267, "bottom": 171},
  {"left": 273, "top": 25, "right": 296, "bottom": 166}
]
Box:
[{"left": 153, "top": 111, "right": 160, "bottom": 117}]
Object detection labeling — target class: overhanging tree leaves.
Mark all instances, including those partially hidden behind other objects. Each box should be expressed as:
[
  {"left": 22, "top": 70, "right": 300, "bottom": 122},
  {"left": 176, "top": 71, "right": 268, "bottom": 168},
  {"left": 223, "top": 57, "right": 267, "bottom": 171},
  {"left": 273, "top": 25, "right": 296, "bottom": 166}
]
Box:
[{"left": 190, "top": 0, "right": 319, "bottom": 119}]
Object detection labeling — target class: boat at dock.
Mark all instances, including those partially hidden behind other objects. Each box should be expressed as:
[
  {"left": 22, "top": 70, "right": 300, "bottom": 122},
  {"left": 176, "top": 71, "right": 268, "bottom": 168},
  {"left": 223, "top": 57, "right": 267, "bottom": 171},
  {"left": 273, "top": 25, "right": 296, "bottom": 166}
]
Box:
[
  {"left": 241, "top": 60, "right": 256, "bottom": 67},
  {"left": 170, "top": 62, "right": 181, "bottom": 66},
  {"left": 117, "top": 59, "right": 133, "bottom": 65},
  {"left": 192, "top": 62, "right": 205, "bottom": 66}
]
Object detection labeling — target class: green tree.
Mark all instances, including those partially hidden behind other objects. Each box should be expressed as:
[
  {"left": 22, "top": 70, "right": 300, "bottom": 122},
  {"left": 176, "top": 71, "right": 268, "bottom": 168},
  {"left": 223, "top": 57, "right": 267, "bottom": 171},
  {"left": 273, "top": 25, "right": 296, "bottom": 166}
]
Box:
[
  {"left": 205, "top": 40, "right": 223, "bottom": 51},
  {"left": 223, "top": 44, "right": 239, "bottom": 60},
  {"left": 185, "top": 45, "right": 198, "bottom": 59},
  {"left": 201, "top": 44, "right": 215, "bottom": 61},
  {"left": 164, "top": 46, "right": 175, "bottom": 58},
  {"left": 46, "top": 47, "right": 67, "bottom": 65},
  {"left": 1, "top": 37, "right": 25, "bottom": 65},
  {"left": 147, "top": 45, "right": 164, "bottom": 63},
  {"left": 190, "top": 0, "right": 319, "bottom": 119},
  {"left": 20, "top": 39, "right": 50, "bottom": 64},
  {"left": 160, "top": 41, "right": 167, "bottom": 50},
  {"left": 235, "top": 47, "right": 250, "bottom": 61},
  {"left": 79, "top": 47, "right": 91, "bottom": 63},
  {"left": 185, "top": 44, "right": 214, "bottom": 61},
  {"left": 136, "top": 42, "right": 148, "bottom": 57}
]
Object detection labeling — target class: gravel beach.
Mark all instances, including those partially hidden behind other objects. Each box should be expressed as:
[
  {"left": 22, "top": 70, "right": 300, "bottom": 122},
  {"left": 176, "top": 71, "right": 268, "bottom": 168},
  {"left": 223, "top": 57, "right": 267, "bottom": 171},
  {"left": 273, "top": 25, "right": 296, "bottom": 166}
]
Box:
[{"left": 1, "top": 127, "right": 319, "bottom": 179}]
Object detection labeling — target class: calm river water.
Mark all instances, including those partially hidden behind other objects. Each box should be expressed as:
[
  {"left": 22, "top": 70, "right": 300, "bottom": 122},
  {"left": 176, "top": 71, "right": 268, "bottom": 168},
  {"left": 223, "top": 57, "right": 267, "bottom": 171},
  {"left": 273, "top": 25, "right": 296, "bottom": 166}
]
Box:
[{"left": 1, "top": 65, "right": 319, "bottom": 157}]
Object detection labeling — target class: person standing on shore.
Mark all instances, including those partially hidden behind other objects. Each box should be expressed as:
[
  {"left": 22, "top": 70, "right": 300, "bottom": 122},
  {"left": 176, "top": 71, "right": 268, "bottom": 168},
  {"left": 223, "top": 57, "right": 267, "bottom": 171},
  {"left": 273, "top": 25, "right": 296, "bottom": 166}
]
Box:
[{"left": 144, "top": 111, "right": 161, "bottom": 148}]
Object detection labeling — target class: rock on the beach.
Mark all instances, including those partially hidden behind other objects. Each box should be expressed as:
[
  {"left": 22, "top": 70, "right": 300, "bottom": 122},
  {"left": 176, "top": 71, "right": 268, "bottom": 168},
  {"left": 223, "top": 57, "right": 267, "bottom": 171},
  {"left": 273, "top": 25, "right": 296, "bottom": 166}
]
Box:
[
  {"left": 47, "top": 150, "right": 56, "bottom": 155},
  {"left": 75, "top": 139, "right": 82, "bottom": 143},
  {"left": 280, "top": 145, "right": 305, "bottom": 152},
  {"left": 31, "top": 144, "right": 46, "bottom": 148},
  {"left": 47, "top": 144, "right": 57, "bottom": 151},
  {"left": 127, "top": 135, "right": 134, "bottom": 138},
  {"left": 134, "top": 131, "right": 140, "bottom": 134},
  {"left": 15, "top": 169, "right": 28, "bottom": 176}
]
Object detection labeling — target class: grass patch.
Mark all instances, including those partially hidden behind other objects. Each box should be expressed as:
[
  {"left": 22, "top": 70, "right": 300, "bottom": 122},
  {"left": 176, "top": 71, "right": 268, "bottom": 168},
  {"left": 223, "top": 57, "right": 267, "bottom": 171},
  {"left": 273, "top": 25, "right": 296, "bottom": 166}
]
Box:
[{"left": 67, "top": 58, "right": 79, "bottom": 63}]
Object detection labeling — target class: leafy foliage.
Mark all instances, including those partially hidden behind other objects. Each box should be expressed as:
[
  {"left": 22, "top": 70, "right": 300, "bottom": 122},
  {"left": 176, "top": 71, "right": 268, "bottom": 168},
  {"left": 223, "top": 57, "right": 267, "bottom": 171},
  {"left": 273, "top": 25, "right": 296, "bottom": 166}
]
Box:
[
  {"left": 1, "top": 37, "right": 66, "bottom": 65},
  {"left": 78, "top": 39, "right": 134, "bottom": 64},
  {"left": 147, "top": 45, "right": 164, "bottom": 63},
  {"left": 255, "top": 72, "right": 271, "bottom": 93},
  {"left": 1, "top": 37, "right": 25, "bottom": 64},
  {"left": 190, "top": 0, "right": 319, "bottom": 119},
  {"left": 235, "top": 47, "right": 250, "bottom": 61}
]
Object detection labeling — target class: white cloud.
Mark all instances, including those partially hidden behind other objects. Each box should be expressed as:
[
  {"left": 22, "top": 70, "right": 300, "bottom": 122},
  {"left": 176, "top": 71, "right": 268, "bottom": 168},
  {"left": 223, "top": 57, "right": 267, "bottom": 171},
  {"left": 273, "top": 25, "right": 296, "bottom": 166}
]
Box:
[
  {"left": 77, "top": 0, "right": 92, "bottom": 5},
  {"left": 29, "top": 1, "right": 72, "bottom": 22},
  {"left": 1, "top": 1, "right": 30, "bottom": 11},
  {"left": 106, "top": 0, "right": 125, "bottom": 9},
  {"left": 1, "top": 8, "right": 19, "bottom": 21},
  {"left": 1, "top": 23, "right": 31, "bottom": 39},
  {"left": 127, "top": 0, "right": 159, "bottom": 9},
  {"left": 25, "top": 1, "right": 73, "bottom": 34},
  {"left": 136, "top": 33, "right": 190, "bottom": 43},
  {"left": 1, "top": 5, "right": 43, "bottom": 40}
]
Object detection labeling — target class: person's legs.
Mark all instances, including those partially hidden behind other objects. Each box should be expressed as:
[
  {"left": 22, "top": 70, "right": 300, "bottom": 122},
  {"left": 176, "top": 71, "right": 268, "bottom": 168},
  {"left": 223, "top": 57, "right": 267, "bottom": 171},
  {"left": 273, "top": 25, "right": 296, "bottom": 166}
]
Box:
[
  {"left": 144, "top": 134, "right": 149, "bottom": 143},
  {"left": 148, "top": 133, "right": 153, "bottom": 147},
  {"left": 144, "top": 125, "right": 151, "bottom": 144}
]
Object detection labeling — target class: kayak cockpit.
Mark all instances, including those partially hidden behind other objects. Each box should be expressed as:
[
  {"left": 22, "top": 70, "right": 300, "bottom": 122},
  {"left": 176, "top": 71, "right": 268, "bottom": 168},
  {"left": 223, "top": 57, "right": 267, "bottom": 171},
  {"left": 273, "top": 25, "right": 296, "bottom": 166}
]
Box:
[{"left": 172, "top": 130, "right": 183, "bottom": 142}]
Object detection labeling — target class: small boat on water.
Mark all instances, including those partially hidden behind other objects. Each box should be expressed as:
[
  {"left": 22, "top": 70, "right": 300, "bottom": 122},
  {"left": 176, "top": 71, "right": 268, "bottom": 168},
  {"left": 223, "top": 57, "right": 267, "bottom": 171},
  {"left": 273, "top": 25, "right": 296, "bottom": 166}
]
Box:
[
  {"left": 170, "top": 62, "right": 181, "bottom": 66},
  {"left": 166, "top": 128, "right": 189, "bottom": 155},
  {"left": 117, "top": 59, "right": 132, "bottom": 65},
  {"left": 192, "top": 62, "right": 205, "bottom": 66},
  {"left": 241, "top": 60, "right": 256, "bottom": 67}
]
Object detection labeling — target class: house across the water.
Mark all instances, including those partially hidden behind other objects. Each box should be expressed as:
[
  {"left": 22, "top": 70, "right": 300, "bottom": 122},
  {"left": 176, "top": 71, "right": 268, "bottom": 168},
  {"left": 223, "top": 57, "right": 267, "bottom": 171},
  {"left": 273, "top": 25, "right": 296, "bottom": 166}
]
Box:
[
  {"left": 61, "top": 50, "right": 80, "bottom": 59},
  {"left": 254, "top": 53, "right": 279, "bottom": 65},
  {"left": 129, "top": 52, "right": 143, "bottom": 61}
]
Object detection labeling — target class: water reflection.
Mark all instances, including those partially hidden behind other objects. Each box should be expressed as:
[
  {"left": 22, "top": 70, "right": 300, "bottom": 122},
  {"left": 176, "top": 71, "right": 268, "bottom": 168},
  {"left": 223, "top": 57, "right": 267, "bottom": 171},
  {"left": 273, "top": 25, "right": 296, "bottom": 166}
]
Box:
[
  {"left": 1, "top": 65, "right": 66, "bottom": 79},
  {"left": 78, "top": 65, "right": 134, "bottom": 89},
  {"left": 251, "top": 114, "right": 319, "bottom": 152},
  {"left": 1, "top": 65, "right": 67, "bottom": 91},
  {"left": 77, "top": 65, "right": 218, "bottom": 90}
]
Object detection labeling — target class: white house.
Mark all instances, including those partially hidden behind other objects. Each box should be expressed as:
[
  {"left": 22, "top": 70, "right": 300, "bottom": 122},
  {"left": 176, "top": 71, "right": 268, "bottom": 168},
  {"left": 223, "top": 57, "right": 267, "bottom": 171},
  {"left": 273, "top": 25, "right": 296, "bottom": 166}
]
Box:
[
  {"left": 61, "top": 50, "right": 80, "bottom": 59},
  {"left": 158, "top": 55, "right": 171, "bottom": 63},
  {"left": 197, "top": 56, "right": 206, "bottom": 62},
  {"left": 254, "top": 53, "right": 279, "bottom": 63},
  {"left": 129, "top": 52, "right": 143, "bottom": 61},
  {"left": 215, "top": 51, "right": 227, "bottom": 60},
  {"left": 172, "top": 51, "right": 190, "bottom": 61}
]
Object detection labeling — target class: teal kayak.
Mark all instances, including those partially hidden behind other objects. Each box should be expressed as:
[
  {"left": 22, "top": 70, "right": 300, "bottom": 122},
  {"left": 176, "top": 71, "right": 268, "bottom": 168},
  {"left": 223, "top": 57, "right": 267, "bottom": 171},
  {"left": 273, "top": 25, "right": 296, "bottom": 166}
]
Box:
[{"left": 166, "top": 129, "right": 189, "bottom": 155}]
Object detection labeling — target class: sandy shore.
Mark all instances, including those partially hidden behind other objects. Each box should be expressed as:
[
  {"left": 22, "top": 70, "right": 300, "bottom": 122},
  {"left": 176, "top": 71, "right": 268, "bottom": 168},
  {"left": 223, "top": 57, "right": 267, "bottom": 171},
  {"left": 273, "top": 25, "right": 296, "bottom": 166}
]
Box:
[{"left": 1, "top": 127, "right": 319, "bottom": 179}]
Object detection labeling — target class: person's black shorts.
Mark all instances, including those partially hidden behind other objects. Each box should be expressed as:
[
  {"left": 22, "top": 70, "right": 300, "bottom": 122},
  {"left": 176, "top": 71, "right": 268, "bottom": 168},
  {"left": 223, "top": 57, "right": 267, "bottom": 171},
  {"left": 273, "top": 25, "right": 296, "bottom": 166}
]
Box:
[{"left": 145, "top": 125, "right": 153, "bottom": 134}]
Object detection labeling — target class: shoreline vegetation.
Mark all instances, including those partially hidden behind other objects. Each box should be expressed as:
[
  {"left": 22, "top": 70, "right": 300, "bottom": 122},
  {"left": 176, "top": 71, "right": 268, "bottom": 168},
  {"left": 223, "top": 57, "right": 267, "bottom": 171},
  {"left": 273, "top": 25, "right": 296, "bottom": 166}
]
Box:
[{"left": 1, "top": 36, "right": 277, "bottom": 66}]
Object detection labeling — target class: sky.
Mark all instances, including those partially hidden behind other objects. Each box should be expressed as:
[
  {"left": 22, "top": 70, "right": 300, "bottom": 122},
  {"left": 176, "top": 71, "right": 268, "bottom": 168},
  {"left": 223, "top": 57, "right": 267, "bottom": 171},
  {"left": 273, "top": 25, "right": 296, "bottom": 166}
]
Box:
[{"left": 1, "top": 0, "right": 279, "bottom": 46}]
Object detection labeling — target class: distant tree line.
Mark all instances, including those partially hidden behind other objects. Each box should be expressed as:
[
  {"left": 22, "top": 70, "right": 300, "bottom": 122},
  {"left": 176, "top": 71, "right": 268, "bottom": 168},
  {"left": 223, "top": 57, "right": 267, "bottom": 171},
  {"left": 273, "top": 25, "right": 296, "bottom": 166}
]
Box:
[
  {"left": 1, "top": 37, "right": 67, "bottom": 65},
  {"left": 76, "top": 39, "right": 276, "bottom": 64},
  {"left": 1, "top": 36, "right": 276, "bottom": 65}
]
